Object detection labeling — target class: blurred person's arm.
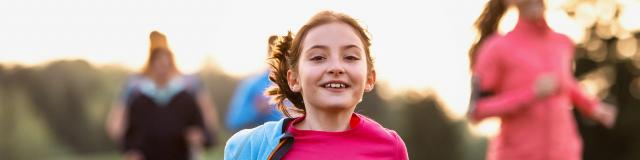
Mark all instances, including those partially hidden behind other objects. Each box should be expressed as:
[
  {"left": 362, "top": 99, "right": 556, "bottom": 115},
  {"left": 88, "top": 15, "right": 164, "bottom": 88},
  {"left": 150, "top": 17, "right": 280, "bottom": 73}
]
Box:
[
  {"left": 568, "top": 76, "right": 617, "bottom": 128},
  {"left": 186, "top": 76, "right": 220, "bottom": 149},
  {"left": 561, "top": 36, "right": 617, "bottom": 128},
  {"left": 124, "top": 150, "right": 144, "bottom": 160},
  {"left": 106, "top": 75, "right": 137, "bottom": 143},
  {"left": 182, "top": 96, "right": 214, "bottom": 154},
  {"left": 196, "top": 90, "right": 221, "bottom": 143},
  {"left": 469, "top": 38, "right": 544, "bottom": 122},
  {"left": 106, "top": 101, "right": 127, "bottom": 142},
  {"left": 470, "top": 75, "right": 559, "bottom": 121},
  {"left": 470, "top": 82, "right": 539, "bottom": 121}
]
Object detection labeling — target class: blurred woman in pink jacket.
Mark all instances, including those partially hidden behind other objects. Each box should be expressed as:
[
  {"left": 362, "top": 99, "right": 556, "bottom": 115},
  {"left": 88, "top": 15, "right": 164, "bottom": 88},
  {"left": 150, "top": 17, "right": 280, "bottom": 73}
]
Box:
[{"left": 468, "top": 0, "right": 617, "bottom": 159}]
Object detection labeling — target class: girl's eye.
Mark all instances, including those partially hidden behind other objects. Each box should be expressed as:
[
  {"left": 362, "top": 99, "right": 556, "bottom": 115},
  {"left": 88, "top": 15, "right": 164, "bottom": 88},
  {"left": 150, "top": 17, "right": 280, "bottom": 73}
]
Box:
[
  {"left": 310, "top": 56, "right": 325, "bottom": 61},
  {"left": 345, "top": 55, "right": 360, "bottom": 61}
]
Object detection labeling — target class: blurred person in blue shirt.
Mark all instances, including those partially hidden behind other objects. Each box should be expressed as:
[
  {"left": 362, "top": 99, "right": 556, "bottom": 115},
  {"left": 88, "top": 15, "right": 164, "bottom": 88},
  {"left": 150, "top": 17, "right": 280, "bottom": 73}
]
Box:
[{"left": 225, "top": 36, "right": 284, "bottom": 133}]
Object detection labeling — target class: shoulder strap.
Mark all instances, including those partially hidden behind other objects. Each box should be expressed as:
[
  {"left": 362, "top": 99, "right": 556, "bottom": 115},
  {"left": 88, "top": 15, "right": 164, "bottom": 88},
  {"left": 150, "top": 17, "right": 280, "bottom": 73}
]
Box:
[{"left": 267, "top": 118, "right": 295, "bottom": 160}]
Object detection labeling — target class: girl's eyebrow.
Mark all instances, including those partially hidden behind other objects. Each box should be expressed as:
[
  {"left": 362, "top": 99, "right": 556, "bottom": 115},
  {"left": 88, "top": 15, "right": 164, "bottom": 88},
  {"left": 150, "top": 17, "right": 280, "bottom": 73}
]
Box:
[
  {"left": 342, "top": 44, "right": 361, "bottom": 51},
  {"left": 307, "top": 45, "right": 329, "bottom": 51},
  {"left": 304, "top": 44, "right": 362, "bottom": 53},
  {"left": 304, "top": 45, "right": 329, "bottom": 53}
]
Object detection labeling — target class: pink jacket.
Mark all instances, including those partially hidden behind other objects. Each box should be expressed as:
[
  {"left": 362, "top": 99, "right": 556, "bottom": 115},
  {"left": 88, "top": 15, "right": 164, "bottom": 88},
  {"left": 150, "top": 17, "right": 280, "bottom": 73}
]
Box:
[{"left": 470, "top": 17, "right": 601, "bottom": 160}]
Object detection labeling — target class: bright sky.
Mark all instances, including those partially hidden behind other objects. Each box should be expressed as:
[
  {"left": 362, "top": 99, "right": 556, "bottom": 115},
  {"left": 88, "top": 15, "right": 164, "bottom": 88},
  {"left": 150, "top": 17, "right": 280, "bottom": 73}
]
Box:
[
  {"left": 0, "top": 0, "right": 484, "bottom": 117},
  {"left": 2, "top": 0, "right": 639, "bottom": 137}
]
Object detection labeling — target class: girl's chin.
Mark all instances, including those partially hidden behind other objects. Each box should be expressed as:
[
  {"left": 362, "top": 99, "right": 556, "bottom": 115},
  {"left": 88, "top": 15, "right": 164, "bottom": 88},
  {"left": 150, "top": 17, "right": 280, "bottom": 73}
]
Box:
[{"left": 315, "top": 102, "right": 357, "bottom": 111}]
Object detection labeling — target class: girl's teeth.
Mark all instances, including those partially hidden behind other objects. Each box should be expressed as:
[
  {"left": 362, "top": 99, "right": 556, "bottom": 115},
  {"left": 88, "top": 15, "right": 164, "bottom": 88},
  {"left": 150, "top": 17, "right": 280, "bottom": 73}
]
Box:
[{"left": 325, "top": 83, "right": 346, "bottom": 88}]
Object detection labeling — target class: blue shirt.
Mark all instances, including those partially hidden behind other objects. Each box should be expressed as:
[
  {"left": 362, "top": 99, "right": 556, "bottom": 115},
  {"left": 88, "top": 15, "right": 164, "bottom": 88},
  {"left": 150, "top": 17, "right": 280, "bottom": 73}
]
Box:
[{"left": 226, "top": 71, "right": 283, "bottom": 132}]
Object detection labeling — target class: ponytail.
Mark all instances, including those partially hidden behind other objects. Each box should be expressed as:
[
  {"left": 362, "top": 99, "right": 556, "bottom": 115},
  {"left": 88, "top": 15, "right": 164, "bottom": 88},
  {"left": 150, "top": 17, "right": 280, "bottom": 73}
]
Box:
[
  {"left": 469, "top": 0, "right": 507, "bottom": 68},
  {"left": 265, "top": 32, "right": 305, "bottom": 117}
]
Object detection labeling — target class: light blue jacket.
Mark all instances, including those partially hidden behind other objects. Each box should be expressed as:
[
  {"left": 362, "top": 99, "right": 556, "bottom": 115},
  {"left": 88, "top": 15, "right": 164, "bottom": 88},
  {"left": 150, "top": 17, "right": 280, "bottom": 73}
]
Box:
[{"left": 224, "top": 118, "right": 286, "bottom": 160}]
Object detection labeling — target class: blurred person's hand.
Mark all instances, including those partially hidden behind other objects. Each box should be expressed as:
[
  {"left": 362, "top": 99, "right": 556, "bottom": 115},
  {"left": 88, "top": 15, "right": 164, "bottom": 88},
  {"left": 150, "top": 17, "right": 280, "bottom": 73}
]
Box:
[
  {"left": 106, "top": 103, "right": 126, "bottom": 143},
  {"left": 185, "top": 126, "right": 204, "bottom": 151},
  {"left": 125, "top": 150, "right": 144, "bottom": 160},
  {"left": 594, "top": 103, "right": 617, "bottom": 129},
  {"left": 535, "top": 74, "right": 558, "bottom": 98}
]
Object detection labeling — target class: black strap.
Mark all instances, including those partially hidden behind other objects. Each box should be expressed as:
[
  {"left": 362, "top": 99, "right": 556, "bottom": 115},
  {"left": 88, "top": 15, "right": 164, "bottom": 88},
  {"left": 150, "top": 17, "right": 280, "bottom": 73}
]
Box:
[
  {"left": 269, "top": 133, "right": 294, "bottom": 160},
  {"left": 281, "top": 118, "right": 295, "bottom": 133},
  {"left": 471, "top": 76, "right": 495, "bottom": 99},
  {"left": 468, "top": 76, "right": 495, "bottom": 117},
  {"left": 268, "top": 118, "right": 295, "bottom": 160}
]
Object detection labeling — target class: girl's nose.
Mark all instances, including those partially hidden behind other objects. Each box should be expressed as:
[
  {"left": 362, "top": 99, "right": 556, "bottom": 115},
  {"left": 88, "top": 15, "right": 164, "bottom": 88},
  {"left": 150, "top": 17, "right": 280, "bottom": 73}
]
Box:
[
  {"left": 328, "top": 67, "right": 345, "bottom": 75},
  {"left": 327, "top": 58, "right": 345, "bottom": 76}
]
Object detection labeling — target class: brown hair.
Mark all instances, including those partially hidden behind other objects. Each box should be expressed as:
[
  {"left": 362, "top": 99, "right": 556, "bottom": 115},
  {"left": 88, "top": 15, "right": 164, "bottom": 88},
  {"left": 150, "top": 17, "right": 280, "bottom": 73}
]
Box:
[
  {"left": 142, "top": 31, "right": 179, "bottom": 76},
  {"left": 469, "top": 0, "right": 507, "bottom": 68},
  {"left": 265, "top": 11, "right": 374, "bottom": 117}
]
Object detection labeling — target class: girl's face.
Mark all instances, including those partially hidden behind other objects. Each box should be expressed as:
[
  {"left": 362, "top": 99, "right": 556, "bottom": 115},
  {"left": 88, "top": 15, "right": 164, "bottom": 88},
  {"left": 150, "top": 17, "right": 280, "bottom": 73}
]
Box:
[
  {"left": 288, "top": 22, "right": 375, "bottom": 112},
  {"left": 151, "top": 52, "right": 172, "bottom": 78},
  {"left": 506, "top": 0, "right": 545, "bottom": 20}
]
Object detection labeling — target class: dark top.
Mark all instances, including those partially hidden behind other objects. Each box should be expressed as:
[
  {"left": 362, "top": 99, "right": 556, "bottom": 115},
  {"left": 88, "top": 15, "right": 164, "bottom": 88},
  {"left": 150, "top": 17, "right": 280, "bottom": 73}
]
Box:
[{"left": 122, "top": 75, "right": 214, "bottom": 160}]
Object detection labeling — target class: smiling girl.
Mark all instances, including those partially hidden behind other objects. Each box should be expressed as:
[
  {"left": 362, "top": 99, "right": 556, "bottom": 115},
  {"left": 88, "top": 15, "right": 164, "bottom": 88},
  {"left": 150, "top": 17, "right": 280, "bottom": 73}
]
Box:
[{"left": 224, "top": 11, "right": 408, "bottom": 160}]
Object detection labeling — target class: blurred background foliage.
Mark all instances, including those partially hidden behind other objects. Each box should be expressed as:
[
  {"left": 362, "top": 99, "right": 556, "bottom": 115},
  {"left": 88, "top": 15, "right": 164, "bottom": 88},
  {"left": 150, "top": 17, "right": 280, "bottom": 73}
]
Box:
[{"left": 2, "top": 0, "right": 640, "bottom": 159}]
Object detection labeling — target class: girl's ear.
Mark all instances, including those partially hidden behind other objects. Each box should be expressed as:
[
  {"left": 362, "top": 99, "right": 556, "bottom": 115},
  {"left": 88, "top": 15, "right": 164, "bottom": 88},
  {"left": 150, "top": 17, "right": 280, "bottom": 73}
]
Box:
[
  {"left": 287, "top": 70, "right": 301, "bottom": 92},
  {"left": 364, "top": 70, "right": 376, "bottom": 92}
]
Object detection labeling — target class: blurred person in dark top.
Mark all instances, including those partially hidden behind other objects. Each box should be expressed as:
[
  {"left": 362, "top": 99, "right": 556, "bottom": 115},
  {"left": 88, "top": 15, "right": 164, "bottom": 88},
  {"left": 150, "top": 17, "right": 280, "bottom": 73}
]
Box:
[{"left": 106, "top": 31, "right": 220, "bottom": 160}]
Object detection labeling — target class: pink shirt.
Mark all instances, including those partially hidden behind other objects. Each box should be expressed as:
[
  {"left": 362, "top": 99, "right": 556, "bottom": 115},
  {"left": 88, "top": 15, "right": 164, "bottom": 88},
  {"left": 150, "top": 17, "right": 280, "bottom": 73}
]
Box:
[
  {"left": 282, "top": 113, "right": 408, "bottom": 160},
  {"left": 471, "top": 17, "right": 601, "bottom": 160}
]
